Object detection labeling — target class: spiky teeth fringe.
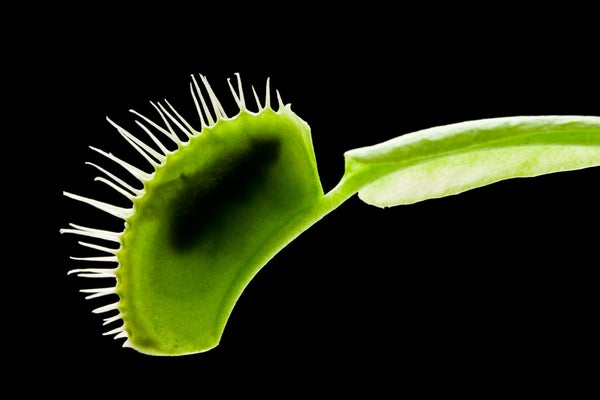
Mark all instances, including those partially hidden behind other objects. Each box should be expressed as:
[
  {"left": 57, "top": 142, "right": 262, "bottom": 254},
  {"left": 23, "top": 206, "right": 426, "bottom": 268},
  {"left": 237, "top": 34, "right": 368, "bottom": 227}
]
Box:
[{"left": 61, "top": 73, "right": 281, "bottom": 346}]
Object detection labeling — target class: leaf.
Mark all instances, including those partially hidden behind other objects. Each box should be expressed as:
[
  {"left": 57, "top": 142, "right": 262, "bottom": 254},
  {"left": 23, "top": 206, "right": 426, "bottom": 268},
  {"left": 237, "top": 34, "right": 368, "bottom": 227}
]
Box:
[
  {"left": 117, "top": 108, "right": 324, "bottom": 355},
  {"left": 63, "top": 72, "right": 600, "bottom": 356},
  {"left": 342, "top": 116, "right": 600, "bottom": 207}
]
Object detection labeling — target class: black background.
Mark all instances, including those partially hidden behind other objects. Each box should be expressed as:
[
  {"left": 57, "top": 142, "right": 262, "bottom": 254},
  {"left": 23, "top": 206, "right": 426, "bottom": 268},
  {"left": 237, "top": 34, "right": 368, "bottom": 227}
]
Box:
[{"left": 12, "top": 4, "right": 598, "bottom": 396}]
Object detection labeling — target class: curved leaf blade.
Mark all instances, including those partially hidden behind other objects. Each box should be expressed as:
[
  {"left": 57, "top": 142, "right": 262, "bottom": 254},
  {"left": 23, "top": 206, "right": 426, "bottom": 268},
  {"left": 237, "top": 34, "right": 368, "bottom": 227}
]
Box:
[{"left": 343, "top": 116, "right": 600, "bottom": 207}]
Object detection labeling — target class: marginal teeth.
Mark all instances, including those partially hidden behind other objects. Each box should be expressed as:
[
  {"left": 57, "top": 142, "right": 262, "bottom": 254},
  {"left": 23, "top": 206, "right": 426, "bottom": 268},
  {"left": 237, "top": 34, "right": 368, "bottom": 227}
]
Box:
[
  {"left": 265, "top": 78, "right": 271, "bottom": 110},
  {"left": 86, "top": 161, "right": 141, "bottom": 199},
  {"left": 67, "top": 268, "right": 117, "bottom": 279},
  {"left": 103, "top": 324, "right": 128, "bottom": 341},
  {"left": 134, "top": 119, "right": 172, "bottom": 155},
  {"left": 251, "top": 86, "right": 260, "bottom": 111},
  {"left": 150, "top": 102, "right": 185, "bottom": 145},
  {"left": 60, "top": 223, "right": 121, "bottom": 243},
  {"left": 92, "top": 302, "right": 119, "bottom": 314},
  {"left": 77, "top": 241, "right": 119, "bottom": 255},
  {"left": 113, "top": 331, "right": 128, "bottom": 340},
  {"left": 70, "top": 255, "right": 118, "bottom": 263},
  {"left": 107, "top": 117, "right": 165, "bottom": 167},
  {"left": 89, "top": 146, "right": 152, "bottom": 182},
  {"left": 276, "top": 89, "right": 284, "bottom": 109},
  {"left": 156, "top": 101, "right": 193, "bottom": 139},
  {"left": 190, "top": 76, "right": 211, "bottom": 127},
  {"left": 164, "top": 99, "right": 196, "bottom": 137},
  {"left": 200, "top": 74, "right": 227, "bottom": 120},
  {"left": 134, "top": 105, "right": 181, "bottom": 147},
  {"left": 63, "top": 192, "right": 133, "bottom": 219},
  {"left": 103, "top": 313, "right": 122, "bottom": 326},
  {"left": 103, "top": 326, "right": 125, "bottom": 336},
  {"left": 227, "top": 72, "right": 247, "bottom": 112},
  {"left": 80, "top": 287, "right": 116, "bottom": 300}
]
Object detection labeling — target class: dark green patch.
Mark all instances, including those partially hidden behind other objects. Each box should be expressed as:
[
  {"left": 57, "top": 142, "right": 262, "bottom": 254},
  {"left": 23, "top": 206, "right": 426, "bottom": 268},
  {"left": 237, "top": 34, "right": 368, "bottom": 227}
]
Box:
[{"left": 168, "top": 138, "right": 281, "bottom": 250}]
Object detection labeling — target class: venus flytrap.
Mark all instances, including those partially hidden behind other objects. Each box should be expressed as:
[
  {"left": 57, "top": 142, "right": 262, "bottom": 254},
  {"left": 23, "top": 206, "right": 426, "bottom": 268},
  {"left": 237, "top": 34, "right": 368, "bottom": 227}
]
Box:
[{"left": 62, "top": 73, "right": 600, "bottom": 356}]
